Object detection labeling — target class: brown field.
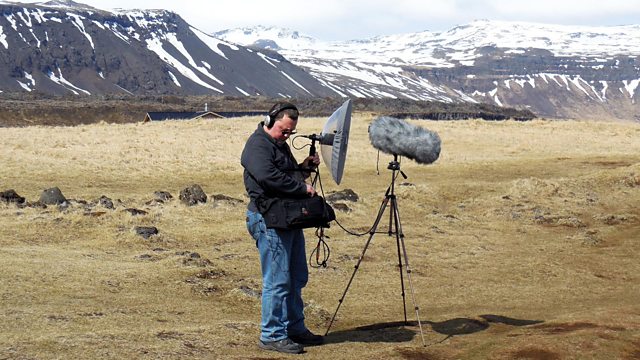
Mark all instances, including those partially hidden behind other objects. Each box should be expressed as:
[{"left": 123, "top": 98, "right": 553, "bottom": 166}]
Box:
[{"left": 1, "top": 115, "right": 639, "bottom": 359}]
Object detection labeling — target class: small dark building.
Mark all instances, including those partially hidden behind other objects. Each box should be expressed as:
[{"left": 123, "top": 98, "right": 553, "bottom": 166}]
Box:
[{"left": 143, "top": 111, "right": 223, "bottom": 122}]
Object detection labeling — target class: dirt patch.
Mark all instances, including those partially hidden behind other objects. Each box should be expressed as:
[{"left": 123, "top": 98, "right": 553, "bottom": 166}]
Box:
[
  {"left": 508, "top": 347, "right": 561, "bottom": 360},
  {"left": 397, "top": 348, "right": 442, "bottom": 360},
  {"left": 533, "top": 321, "right": 626, "bottom": 334}
]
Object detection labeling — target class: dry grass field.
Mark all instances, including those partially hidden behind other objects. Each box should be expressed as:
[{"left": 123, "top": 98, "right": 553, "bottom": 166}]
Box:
[{"left": 1, "top": 114, "right": 639, "bottom": 359}]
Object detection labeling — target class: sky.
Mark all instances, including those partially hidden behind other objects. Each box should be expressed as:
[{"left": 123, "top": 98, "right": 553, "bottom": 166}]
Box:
[{"left": 12, "top": 0, "right": 640, "bottom": 40}]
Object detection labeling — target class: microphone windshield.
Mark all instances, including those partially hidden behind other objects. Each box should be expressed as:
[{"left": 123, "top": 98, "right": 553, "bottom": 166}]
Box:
[{"left": 368, "top": 116, "right": 441, "bottom": 164}]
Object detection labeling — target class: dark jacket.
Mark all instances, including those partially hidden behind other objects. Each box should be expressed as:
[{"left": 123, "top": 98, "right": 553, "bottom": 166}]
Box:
[{"left": 241, "top": 123, "right": 307, "bottom": 212}]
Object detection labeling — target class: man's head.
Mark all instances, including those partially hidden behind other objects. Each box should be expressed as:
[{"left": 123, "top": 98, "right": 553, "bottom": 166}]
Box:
[{"left": 264, "top": 102, "right": 299, "bottom": 141}]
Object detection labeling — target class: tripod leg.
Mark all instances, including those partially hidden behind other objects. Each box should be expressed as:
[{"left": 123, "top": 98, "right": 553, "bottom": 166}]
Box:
[
  {"left": 325, "top": 196, "right": 390, "bottom": 336},
  {"left": 391, "top": 196, "right": 427, "bottom": 347},
  {"left": 390, "top": 196, "right": 408, "bottom": 324}
]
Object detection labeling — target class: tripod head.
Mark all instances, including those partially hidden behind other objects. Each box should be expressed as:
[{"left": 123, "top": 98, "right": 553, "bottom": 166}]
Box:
[{"left": 385, "top": 154, "right": 408, "bottom": 196}]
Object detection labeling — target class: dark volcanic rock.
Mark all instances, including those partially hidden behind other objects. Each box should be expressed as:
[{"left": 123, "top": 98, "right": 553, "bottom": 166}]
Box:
[
  {"left": 135, "top": 226, "right": 158, "bottom": 239},
  {"left": 1, "top": 189, "right": 25, "bottom": 204},
  {"left": 125, "top": 208, "right": 148, "bottom": 216},
  {"left": 154, "top": 191, "right": 173, "bottom": 202},
  {"left": 238, "top": 285, "right": 261, "bottom": 299},
  {"left": 98, "top": 195, "right": 115, "bottom": 209},
  {"left": 326, "top": 189, "right": 359, "bottom": 203},
  {"left": 332, "top": 203, "right": 351, "bottom": 213},
  {"left": 39, "top": 187, "right": 67, "bottom": 205},
  {"left": 210, "top": 193, "right": 244, "bottom": 206},
  {"left": 180, "top": 184, "right": 207, "bottom": 206}
]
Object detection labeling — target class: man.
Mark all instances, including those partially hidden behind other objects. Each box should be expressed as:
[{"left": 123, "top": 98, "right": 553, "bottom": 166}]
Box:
[{"left": 241, "top": 101, "right": 323, "bottom": 354}]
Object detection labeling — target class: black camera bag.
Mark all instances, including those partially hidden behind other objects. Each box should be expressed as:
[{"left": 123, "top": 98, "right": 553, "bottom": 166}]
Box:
[{"left": 257, "top": 195, "right": 336, "bottom": 229}]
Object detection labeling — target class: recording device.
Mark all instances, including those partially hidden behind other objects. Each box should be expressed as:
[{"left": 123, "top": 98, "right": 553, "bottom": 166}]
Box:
[
  {"left": 299, "top": 99, "right": 352, "bottom": 185},
  {"left": 368, "top": 116, "right": 441, "bottom": 164}
]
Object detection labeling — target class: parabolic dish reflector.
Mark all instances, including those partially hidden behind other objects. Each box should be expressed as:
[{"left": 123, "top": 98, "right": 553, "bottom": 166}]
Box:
[{"left": 320, "top": 99, "right": 352, "bottom": 185}]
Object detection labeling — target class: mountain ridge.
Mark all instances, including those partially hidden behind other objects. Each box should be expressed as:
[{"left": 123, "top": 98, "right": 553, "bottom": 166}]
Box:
[
  {"left": 215, "top": 20, "right": 640, "bottom": 120},
  {"left": 0, "top": 1, "right": 336, "bottom": 98},
  {"left": 0, "top": 1, "right": 639, "bottom": 120}
]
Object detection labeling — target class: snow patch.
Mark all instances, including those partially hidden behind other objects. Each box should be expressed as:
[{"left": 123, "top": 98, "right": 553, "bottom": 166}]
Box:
[
  {"left": 316, "top": 78, "right": 347, "bottom": 97},
  {"left": 18, "top": 9, "right": 32, "bottom": 27},
  {"left": 599, "top": 81, "right": 608, "bottom": 99},
  {"left": 17, "top": 80, "right": 32, "bottom": 92},
  {"left": 569, "top": 76, "right": 592, "bottom": 97},
  {"left": 164, "top": 32, "right": 224, "bottom": 85},
  {"left": 145, "top": 36, "right": 222, "bottom": 92},
  {"left": 24, "top": 72, "right": 35, "bottom": 87},
  {"left": 167, "top": 71, "right": 181, "bottom": 87},
  {"left": 514, "top": 76, "right": 536, "bottom": 89},
  {"left": 115, "top": 84, "right": 133, "bottom": 95},
  {"left": 92, "top": 20, "right": 105, "bottom": 30},
  {"left": 0, "top": 26, "right": 7, "bottom": 49},
  {"left": 280, "top": 71, "right": 311, "bottom": 95},
  {"left": 32, "top": 9, "right": 46, "bottom": 24},
  {"left": 5, "top": 14, "right": 18, "bottom": 31},
  {"left": 48, "top": 67, "right": 90, "bottom": 95},
  {"left": 29, "top": 28, "right": 40, "bottom": 47},
  {"left": 235, "top": 86, "right": 250, "bottom": 96},
  {"left": 67, "top": 13, "right": 94, "bottom": 49},
  {"left": 191, "top": 26, "right": 237, "bottom": 60},
  {"left": 623, "top": 79, "right": 640, "bottom": 98},
  {"left": 257, "top": 52, "right": 278, "bottom": 68}
]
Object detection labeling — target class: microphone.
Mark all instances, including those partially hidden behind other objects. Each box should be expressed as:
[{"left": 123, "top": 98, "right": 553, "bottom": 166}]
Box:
[
  {"left": 368, "top": 116, "right": 441, "bottom": 164},
  {"left": 299, "top": 133, "right": 335, "bottom": 157}
]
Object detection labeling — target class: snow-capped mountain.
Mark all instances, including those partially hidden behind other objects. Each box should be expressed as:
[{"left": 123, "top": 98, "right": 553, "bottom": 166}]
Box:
[
  {"left": 0, "top": 1, "right": 335, "bottom": 97},
  {"left": 216, "top": 21, "right": 640, "bottom": 120},
  {"left": 0, "top": 0, "right": 639, "bottom": 120}
]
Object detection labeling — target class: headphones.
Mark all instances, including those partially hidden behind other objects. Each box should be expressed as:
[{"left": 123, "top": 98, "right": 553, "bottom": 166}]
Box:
[{"left": 265, "top": 102, "right": 298, "bottom": 129}]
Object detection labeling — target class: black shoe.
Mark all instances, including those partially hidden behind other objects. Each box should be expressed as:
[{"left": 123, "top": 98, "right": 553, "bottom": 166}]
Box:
[
  {"left": 258, "top": 338, "right": 304, "bottom": 354},
  {"left": 289, "top": 330, "right": 324, "bottom": 346}
]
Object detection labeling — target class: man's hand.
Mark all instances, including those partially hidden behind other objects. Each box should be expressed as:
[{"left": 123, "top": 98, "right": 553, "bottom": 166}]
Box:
[
  {"left": 306, "top": 183, "right": 316, "bottom": 197},
  {"left": 302, "top": 153, "right": 321, "bottom": 169}
]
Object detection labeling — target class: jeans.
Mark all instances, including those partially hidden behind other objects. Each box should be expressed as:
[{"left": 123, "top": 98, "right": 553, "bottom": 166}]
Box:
[{"left": 246, "top": 210, "right": 309, "bottom": 342}]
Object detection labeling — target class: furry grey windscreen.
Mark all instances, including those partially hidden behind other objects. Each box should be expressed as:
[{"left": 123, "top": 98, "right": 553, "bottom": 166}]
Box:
[{"left": 368, "top": 116, "right": 441, "bottom": 164}]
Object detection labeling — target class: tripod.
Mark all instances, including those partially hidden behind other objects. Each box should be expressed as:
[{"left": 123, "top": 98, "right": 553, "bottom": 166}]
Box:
[{"left": 325, "top": 154, "right": 426, "bottom": 346}]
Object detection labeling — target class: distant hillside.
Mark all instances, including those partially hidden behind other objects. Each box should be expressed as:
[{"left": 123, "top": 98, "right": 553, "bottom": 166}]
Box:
[
  {"left": 216, "top": 21, "right": 640, "bottom": 121},
  {"left": 0, "top": 95, "right": 534, "bottom": 127},
  {"left": 0, "top": 1, "right": 335, "bottom": 97}
]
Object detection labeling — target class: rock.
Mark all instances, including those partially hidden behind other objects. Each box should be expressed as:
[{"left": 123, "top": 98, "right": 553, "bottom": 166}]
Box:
[
  {"left": 98, "top": 195, "right": 114, "bottom": 209},
  {"left": 332, "top": 203, "right": 351, "bottom": 212},
  {"left": 179, "top": 184, "right": 207, "bottom": 206},
  {"left": 134, "top": 226, "right": 158, "bottom": 239},
  {"left": 26, "top": 201, "right": 47, "bottom": 209},
  {"left": 39, "top": 187, "right": 67, "bottom": 205},
  {"left": 535, "top": 215, "right": 585, "bottom": 228},
  {"left": 1, "top": 189, "right": 25, "bottom": 204},
  {"left": 326, "top": 189, "right": 359, "bottom": 203},
  {"left": 210, "top": 194, "right": 244, "bottom": 206},
  {"left": 179, "top": 252, "right": 213, "bottom": 267},
  {"left": 124, "top": 208, "right": 148, "bottom": 216},
  {"left": 238, "top": 285, "right": 261, "bottom": 299},
  {"left": 154, "top": 191, "right": 173, "bottom": 202}
]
